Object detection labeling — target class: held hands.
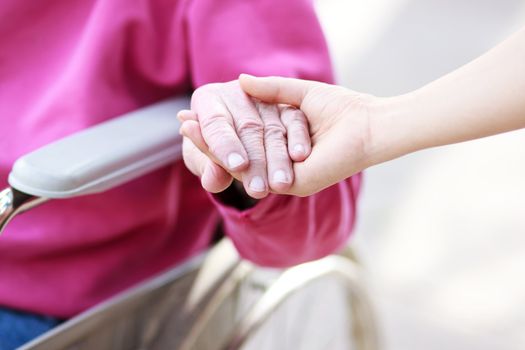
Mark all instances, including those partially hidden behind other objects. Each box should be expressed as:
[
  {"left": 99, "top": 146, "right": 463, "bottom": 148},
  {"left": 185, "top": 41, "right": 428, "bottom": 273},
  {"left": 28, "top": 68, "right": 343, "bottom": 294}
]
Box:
[
  {"left": 180, "top": 76, "right": 379, "bottom": 198},
  {"left": 178, "top": 80, "right": 312, "bottom": 199},
  {"left": 182, "top": 28, "right": 525, "bottom": 198}
]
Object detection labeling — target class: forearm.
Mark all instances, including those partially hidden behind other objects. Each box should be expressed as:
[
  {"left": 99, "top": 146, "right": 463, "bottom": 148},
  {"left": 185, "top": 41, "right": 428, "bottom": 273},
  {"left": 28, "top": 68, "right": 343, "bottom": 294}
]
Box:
[{"left": 371, "top": 27, "right": 525, "bottom": 164}]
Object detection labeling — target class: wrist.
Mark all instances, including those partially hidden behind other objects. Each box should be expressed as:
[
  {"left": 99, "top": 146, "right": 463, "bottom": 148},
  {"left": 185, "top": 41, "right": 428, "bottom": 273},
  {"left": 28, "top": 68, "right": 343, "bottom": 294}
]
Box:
[{"left": 365, "top": 91, "right": 422, "bottom": 166}]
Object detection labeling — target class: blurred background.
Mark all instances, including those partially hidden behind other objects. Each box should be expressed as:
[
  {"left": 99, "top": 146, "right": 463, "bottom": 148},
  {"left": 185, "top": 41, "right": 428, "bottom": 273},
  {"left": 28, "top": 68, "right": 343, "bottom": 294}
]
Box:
[{"left": 314, "top": 0, "right": 525, "bottom": 349}]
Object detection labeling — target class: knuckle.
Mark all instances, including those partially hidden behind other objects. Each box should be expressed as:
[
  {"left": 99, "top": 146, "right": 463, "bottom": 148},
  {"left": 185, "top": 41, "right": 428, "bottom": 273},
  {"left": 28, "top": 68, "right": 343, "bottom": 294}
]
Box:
[
  {"left": 240, "top": 131, "right": 265, "bottom": 152},
  {"left": 281, "top": 105, "right": 298, "bottom": 115},
  {"left": 281, "top": 105, "right": 300, "bottom": 114},
  {"left": 290, "top": 122, "right": 309, "bottom": 137},
  {"left": 244, "top": 148, "right": 266, "bottom": 165},
  {"left": 256, "top": 101, "right": 277, "bottom": 115},
  {"left": 266, "top": 140, "right": 288, "bottom": 158},
  {"left": 191, "top": 86, "right": 209, "bottom": 102},
  {"left": 191, "top": 84, "right": 222, "bottom": 105},
  {"left": 193, "top": 83, "right": 219, "bottom": 96},
  {"left": 246, "top": 146, "right": 266, "bottom": 162},
  {"left": 282, "top": 108, "right": 307, "bottom": 125},
  {"left": 289, "top": 111, "right": 306, "bottom": 124},
  {"left": 191, "top": 88, "right": 203, "bottom": 102},
  {"left": 200, "top": 114, "right": 229, "bottom": 134},
  {"left": 264, "top": 122, "right": 286, "bottom": 140},
  {"left": 235, "top": 118, "right": 264, "bottom": 136}
]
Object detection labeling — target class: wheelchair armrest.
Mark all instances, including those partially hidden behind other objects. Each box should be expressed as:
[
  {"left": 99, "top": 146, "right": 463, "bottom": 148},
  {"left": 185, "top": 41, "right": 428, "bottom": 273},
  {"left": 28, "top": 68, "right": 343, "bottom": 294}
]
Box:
[{"left": 8, "top": 97, "right": 189, "bottom": 198}]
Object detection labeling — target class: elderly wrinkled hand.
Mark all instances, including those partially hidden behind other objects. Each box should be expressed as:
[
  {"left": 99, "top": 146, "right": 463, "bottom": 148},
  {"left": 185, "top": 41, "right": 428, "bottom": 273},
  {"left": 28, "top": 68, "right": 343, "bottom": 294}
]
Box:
[{"left": 179, "top": 80, "right": 312, "bottom": 199}]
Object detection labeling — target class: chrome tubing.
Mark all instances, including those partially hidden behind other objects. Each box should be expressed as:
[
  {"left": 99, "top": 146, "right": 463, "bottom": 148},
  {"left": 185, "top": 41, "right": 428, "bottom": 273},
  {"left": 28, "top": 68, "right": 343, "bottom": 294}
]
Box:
[{"left": 0, "top": 187, "right": 48, "bottom": 236}]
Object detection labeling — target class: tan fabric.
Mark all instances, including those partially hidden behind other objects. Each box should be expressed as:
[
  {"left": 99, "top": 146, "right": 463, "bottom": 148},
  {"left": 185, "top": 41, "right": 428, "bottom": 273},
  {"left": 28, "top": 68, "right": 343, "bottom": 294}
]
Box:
[{"left": 21, "top": 241, "right": 376, "bottom": 350}]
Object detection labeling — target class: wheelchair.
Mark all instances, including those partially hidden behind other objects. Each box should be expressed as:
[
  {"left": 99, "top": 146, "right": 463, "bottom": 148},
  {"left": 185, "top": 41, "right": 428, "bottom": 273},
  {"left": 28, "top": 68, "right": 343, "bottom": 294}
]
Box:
[{"left": 0, "top": 98, "right": 379, "bottom": 350}]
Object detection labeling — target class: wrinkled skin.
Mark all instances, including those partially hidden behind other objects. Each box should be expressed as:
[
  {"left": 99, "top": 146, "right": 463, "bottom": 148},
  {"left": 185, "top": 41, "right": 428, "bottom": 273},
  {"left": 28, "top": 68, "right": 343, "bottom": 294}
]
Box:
[{"left": 179, "top": 80, "right": 312, "bottom": 199}]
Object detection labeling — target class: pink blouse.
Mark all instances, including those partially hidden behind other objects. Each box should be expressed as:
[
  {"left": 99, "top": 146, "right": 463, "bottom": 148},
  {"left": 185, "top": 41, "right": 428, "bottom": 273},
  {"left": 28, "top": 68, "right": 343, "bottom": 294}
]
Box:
[{"left": 0, "top": 0, "right": 361, "bottom": 317}]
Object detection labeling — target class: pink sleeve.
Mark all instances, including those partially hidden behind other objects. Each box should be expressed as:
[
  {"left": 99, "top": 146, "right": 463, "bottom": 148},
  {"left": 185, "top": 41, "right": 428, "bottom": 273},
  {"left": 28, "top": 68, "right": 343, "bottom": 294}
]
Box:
[
  {"left": 209, "top": 176, "right": 362, "bottom": 267},
  {"left": 186, "top": 0, "right": 361, "bottom": 267}
]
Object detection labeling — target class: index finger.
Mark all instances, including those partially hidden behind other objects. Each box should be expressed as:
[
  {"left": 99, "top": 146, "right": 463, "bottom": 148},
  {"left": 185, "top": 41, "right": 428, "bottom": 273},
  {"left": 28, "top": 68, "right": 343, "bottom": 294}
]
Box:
[{"left": 191, "top": 89, "right": 249, "bottom": 172}]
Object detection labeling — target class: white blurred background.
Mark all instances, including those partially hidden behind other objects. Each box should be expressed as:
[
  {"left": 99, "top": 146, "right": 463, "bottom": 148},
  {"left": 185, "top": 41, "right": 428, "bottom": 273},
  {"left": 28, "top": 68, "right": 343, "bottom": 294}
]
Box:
[{"left": 314, "top": 1, "right": 525, "bottom": 349}]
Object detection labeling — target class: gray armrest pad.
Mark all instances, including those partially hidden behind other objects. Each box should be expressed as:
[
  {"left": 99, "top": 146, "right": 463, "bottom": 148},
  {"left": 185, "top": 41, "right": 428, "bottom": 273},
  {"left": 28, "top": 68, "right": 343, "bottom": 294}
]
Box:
[{"left": 9, "top": 97, "right": 189, "bottom": 198}]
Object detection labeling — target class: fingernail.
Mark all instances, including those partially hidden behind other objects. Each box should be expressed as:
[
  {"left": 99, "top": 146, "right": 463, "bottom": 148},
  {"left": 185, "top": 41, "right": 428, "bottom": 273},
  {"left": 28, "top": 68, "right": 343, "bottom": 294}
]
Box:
[
  {"left": 228, "top": 153, "right": 245, "bottom": 169},
  {"left": 249, "top": 176, "right": 266, "bottom": 192},
  {"left": 273, "top": 170, "right": 289, "bottom": 184},
  {"left": 293, "top": 144, "right": 305, "bottom": 155}
]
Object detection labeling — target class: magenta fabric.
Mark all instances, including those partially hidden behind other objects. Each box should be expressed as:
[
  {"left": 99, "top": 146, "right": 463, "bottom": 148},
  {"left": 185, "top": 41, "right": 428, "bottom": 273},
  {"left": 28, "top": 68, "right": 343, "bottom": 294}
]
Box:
[{"left": 0, "top": 0, "right": 361, "bottom": 318}]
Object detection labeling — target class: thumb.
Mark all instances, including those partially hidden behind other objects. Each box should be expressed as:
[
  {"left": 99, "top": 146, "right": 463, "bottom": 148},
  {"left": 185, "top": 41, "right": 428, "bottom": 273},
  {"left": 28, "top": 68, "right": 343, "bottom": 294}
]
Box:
[{"left": 239, "top": 74, "right": 315, "bottom": 107}]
